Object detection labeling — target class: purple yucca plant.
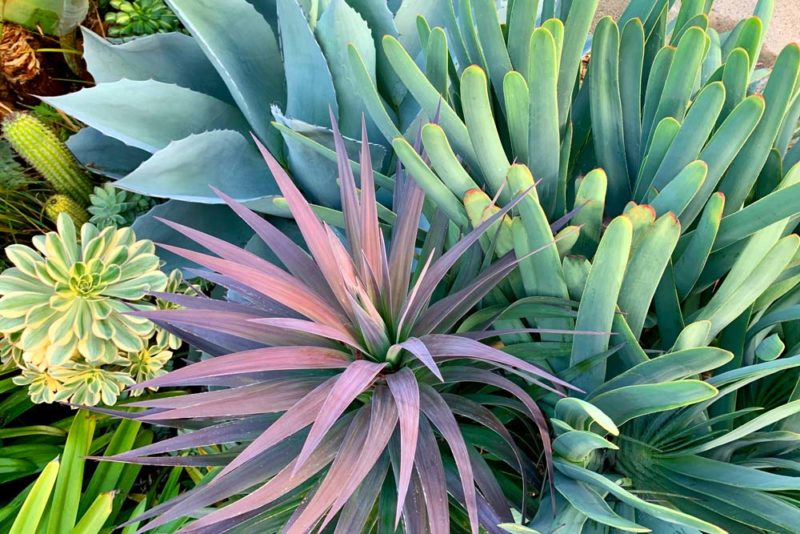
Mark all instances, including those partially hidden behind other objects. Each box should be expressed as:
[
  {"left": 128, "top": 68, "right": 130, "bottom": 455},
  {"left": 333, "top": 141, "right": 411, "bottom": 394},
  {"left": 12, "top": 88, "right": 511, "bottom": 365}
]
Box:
[{"left": 107, "top": 118, "right": 576, "bottom": 533}]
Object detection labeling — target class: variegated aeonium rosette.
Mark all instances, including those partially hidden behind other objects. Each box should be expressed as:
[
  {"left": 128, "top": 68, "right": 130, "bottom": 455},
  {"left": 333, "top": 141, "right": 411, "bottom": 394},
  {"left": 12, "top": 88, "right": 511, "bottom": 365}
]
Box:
[{"left": 0, "top": 213, "right": 174, "bottom": 405}]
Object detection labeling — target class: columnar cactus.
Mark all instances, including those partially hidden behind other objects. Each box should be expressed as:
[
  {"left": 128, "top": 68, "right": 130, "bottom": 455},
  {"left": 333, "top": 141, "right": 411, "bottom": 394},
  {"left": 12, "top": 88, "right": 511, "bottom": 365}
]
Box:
[
  {"left": 2, "top": 113, "right": 92, "bottom": 204},
  {"left": 44, "top": 194, "right": 89, "bottom": 225}
]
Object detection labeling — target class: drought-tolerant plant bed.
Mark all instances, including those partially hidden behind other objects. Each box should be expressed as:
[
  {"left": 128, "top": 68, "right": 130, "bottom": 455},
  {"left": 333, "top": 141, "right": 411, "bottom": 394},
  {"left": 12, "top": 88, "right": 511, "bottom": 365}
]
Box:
[{"left": 2, "top": 0, "right": 800, "bottom": 532}]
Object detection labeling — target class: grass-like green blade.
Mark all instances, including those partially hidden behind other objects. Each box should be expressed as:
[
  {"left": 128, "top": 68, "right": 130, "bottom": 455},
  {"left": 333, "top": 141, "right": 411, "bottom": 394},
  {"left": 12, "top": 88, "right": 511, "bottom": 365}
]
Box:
[
  {"left": 592, "top": 381, "right": 717, "bottom": 426},
  {"left": 503, "top": 71, "right": 530, "bottom": 164},
  {"left": 571, "top": 169, "right": 607, "bottom": 257},
  {"left": 472, "top": 0, "right": 512, "bottom": 107},
  {"left": 571, "top": 215, "right": 632, "bottom": 391},
  {"left": 718, "top": 44, "right": 800, "bottom": 213},
  {"left": 461, "top": 66, "right": 510, "bottom": 201},
  {"left": 697, "top": 235, "right": 800, "bottom": 340},
  {"left": 674, "top": 192, "right": 724, "bottom": 299},
  {"left": 653, "top": 260, "right": 685, "bottom": 348},
  {"left": 383, "top": 35, "right": 479, "bottom": 170},
  {"left": 618, "top": 213, "right": 681, "bottom": 338},
  {"left": 506, "top": 0, "right": 539, "bottom": 79},
  {"left": 554, "top": 462, "right": 726, "bottom": 533},
  {"left": 650, "top": 160, "right": 707, "bottom": 222},
  {"left": 681, "top": 94, "right": 765, "bottom": 226},
  {"left": 80, "top": 419, "right": 141, "bottom": 517},
  {"left": 589, "top": 17, "right": 629, "bottom": 213},
  {"left": 555, "top": 475, "right": 649, "bottom": 532},
  {"left": 714, "top": 179, "right": 800, "bottom": 251},
  {"left": 671, "top": 0, "right": 704, "bottom": 45},
  {"left": 457, "top": 0, "right": 487, "bottom": 69},
  {"left": 347, "top": 44, "right": 402, "bottom": 146},
  {"left": 46, "top": 410, "right": 95, "bottom": 534},
  {"left": 421, "top": 123, "right": 479, "bottom": 198},
  {"left": 527, "top": 27, "right": 561, "bottom": 216},
  {"left": 727, "top": 16, "right": 763, "bottom": 73},
  {"left": 644, "top": 28, "right": 708, "bottom": 152},
  {"left": 633, "top": 117, "right": 680, "bottom": 201},
  {"left": 650, "top": 82, "right": 724, "bottom": 191},
  {"left": 69, "top": 492, "right": 113, "bottom": 534},
  {"left": 425, "top": 28, "right": 449, "bottom": 97},
  {"left": 719, "top": 47, "right": 750, "bottom": 125},
  {"left": 640, "top": 46, "right": 675, "bottom": 155},
  {"left": 508, "top": 165, "right": 569, "bottom": 301},
  {"left": 10, "top": 459, "right": 59, "bottom": 534},
  {"left": 619, "top": 19, "right": 645, "bottom": 181},
  {"left": 556, "top": 0, "right": 599, "bottom": 134},
  {"left": 392, "top": 137, "right": 469, "bottom": 228}
]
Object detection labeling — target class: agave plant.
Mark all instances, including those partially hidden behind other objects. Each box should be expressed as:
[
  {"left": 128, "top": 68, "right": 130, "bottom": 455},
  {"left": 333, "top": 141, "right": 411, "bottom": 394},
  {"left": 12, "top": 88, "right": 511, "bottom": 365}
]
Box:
[
  {"left": 47, "top": 0, "right": 446, "bottom": 263},
  {"left": 0, "top": 214, "right": 169, "bottom": 404},
  {"left": 95, "top": 120, "right": 583, "bottom": 532}
]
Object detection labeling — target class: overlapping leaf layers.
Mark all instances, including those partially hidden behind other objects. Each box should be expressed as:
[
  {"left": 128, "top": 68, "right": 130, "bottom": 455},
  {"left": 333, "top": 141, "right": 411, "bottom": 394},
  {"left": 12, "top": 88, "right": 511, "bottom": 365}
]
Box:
[
  {"left": 47, "top": 0, "right": 458, "bottom": 259},
  {"left": 100, "top": 120, "right": 578, "bottom": 533},
  {"left": 347, "top": 0, "right": 800, "bottom": 532}
]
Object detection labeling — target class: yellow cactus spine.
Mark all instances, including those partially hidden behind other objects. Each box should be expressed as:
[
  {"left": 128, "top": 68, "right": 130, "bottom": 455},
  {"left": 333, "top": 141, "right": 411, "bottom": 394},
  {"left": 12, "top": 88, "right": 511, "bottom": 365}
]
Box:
[
  {"left": 2, "top": 113, "right": 92, "bottom": 204},
  {"left": 45, "top": 194, "right": 89, "bottom": 226}
]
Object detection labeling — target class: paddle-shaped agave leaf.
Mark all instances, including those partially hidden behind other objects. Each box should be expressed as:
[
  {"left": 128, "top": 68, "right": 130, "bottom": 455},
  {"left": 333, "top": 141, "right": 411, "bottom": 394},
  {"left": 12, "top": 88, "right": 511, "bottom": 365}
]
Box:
[{"left": 106, "top": 119, "right": 574, "bottom": 533}]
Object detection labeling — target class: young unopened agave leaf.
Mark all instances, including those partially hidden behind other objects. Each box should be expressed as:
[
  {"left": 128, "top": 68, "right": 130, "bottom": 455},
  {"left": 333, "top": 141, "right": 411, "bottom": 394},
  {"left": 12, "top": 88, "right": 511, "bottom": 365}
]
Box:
[{"left": 110, "top": 120, "right": 569, "bottom": 533}]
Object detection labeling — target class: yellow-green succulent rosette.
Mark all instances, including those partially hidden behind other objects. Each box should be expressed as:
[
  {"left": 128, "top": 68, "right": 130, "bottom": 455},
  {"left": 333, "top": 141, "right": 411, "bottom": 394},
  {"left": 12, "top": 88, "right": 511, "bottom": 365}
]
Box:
[{"left": 0, "top": 214, "right": 169, "bottom": 405}]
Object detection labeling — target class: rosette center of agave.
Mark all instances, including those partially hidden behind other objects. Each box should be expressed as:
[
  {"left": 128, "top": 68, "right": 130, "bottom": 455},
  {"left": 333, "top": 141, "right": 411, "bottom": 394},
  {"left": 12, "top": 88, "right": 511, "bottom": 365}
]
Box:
[{"left": 127, "top": 118, "right": 574, "bottom": 533}]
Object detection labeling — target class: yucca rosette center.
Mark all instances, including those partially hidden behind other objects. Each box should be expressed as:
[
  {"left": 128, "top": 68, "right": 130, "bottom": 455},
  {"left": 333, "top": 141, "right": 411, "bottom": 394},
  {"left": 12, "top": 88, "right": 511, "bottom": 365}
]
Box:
[{"left": 120, "top": 119, "right": 577, "bottom": 533}]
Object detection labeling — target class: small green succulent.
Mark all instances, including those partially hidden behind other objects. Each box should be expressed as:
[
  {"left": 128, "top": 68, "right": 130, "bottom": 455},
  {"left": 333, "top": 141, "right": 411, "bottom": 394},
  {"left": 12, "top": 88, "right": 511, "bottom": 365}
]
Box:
[
  {"left": 104, "top": 0, "right": 179, "bottom": 37},
  {"left": 88, "top": 183, "right": 152, "bottom": 229},
  {"left": 0, "top": 214, "right": 169, "bottom": 405}
]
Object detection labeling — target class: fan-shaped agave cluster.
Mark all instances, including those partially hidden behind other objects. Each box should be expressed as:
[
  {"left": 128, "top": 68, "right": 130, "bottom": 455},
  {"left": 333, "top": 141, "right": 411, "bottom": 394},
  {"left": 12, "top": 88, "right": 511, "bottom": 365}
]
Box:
[
  {"left": 102, "top": 120, "right": 581, "bottom": 533},
  {"left": 347, "top": 0, "right": 800, "bottom": 531},
  {"left": 0, "top": 214, "right": 174, "bottom": 405}
]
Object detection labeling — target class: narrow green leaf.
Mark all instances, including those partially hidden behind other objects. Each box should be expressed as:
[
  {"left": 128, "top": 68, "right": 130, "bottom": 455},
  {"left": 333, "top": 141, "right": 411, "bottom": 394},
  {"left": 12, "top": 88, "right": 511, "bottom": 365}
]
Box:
[
  {"left": 461, "top": 65, "right": 511, "bottom": 201},
  {"left": 528, "top": 27, "right": 561, "bottom": 215},
  {"left": 472, "top": 0, "right": 512, "bottom": 107},
  {"left": 503, "top": 71, "right": 530, "bottom": 163},
  {"left": 571, "top": 169, "right": 607, "bottom": 257},
  {"left": 392, "top": 137, "right": 469, "bottom": 228},
  {"left": 69, "top": 492, "right": 113, "bottom": 534},
  {"left": 633, "top": 117, "right": 680, "bottom": 201},
  {"left": 650, "top": 82, "right": 725, "bottom": 191},
  {"left": 674, "top": 192, "right": 724, "bottom": 299},
  {"left": 506, "top": 0, "right": 539, "bottom": 78},
  {"left": 592, "top": 347, "right": 731, "bottom": 398},
  {"left": 80, "top": 419, "right": 141, "bottom": 516},
  {"left": 618, "top": 213, "right": 681, "bottom": 338},
  {"left": 382, "top": 35, "right": 478, "bottom": 169},
  {"left": 719, "top": 47, "right": 750, "bottom": 125},
  {"left": 696, "top": 234, "right": 800, "bottom": 340},
  {"left": 571, "top": 216, "right": 633, "bottom": 391},
  {"left": 681, "top": 94, "right": 765, "bottom": 226},
  {"left": 10, "top": 459, "right": 59, "bottom": 534},
  {"left": 718, "top": 44, "right": 800, "bottom": 213},
  {"left": 590, "top": 17, "right": 629, "bottom": 213},
  {"left": 671, "top": 321, "right": 712, "bottom": 351},
  {"left": 672, "top": 399, "right": 800, "bottom": 456},
  {"left": 421, "top": 123, "right": 479, "bottom": 199},
  {"left": 649, "top": 160, "right": 707, "bottom": 222},
  {"left": 619, "top": 19, "right": 645, "bottom": 180},
  {"left": 554, "top": 462, "right": 726, "bottom": 534},
  {"left": 47, "top": 410, "right": 95, "bottom": 534},
  {"left": 644, "top": 27, "right": 709, "bottom": 151},
  {"left": 425, "top": 27, "right": 449, "bottom": 97},
  {"left": 593, "top": 381, "right": 717, "bottom": 425},
  {"left": 555, "top": 475, "right": 648, "bottom": 532},
  {"left": 556, "top": 0, "right": 599, "bottom": 133}
]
